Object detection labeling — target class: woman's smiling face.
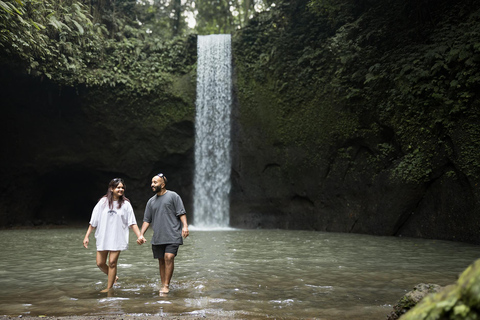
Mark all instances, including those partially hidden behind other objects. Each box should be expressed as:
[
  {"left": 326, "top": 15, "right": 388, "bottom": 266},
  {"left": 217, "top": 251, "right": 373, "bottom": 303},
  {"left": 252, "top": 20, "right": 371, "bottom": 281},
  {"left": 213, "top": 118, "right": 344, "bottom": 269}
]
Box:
[{"left": 112, "top": 182, "right": 125, "bottom": 200}]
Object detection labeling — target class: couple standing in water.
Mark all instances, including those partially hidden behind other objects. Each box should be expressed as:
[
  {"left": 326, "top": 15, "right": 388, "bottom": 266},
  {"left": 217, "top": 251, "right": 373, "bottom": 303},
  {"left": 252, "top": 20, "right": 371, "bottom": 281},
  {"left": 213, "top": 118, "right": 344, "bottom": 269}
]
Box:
[{"left": 83, "top": 173, "right": 189, "bottom": 294}]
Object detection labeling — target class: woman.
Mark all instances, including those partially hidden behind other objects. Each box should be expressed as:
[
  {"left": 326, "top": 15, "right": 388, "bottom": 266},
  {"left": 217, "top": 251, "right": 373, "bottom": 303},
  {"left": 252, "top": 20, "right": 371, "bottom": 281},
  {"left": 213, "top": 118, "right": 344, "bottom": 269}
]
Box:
[{"left": 83, "top": 178, "right": 141, "bottom": 292}]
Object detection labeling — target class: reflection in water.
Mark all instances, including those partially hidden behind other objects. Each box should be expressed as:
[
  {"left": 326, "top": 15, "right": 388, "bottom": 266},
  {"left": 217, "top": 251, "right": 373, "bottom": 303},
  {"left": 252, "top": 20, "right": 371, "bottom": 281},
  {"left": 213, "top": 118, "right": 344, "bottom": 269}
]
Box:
[{"left": 0, "top": 228, "right": 478, "bottom": 319}]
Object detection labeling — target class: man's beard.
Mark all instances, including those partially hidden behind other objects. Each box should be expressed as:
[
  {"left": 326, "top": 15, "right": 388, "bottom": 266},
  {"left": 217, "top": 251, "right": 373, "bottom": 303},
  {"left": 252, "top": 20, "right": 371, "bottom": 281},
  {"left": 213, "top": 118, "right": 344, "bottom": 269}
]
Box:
[{"left": 153, "top": 185, "right": 162, "bottom": 193}]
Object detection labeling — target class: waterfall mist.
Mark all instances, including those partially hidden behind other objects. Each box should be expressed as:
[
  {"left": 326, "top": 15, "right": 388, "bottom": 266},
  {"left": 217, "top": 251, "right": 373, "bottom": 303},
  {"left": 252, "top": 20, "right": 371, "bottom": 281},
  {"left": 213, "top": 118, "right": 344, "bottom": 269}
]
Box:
[{"left": 193, "top": 34, "right": 232, "bottom": 228}]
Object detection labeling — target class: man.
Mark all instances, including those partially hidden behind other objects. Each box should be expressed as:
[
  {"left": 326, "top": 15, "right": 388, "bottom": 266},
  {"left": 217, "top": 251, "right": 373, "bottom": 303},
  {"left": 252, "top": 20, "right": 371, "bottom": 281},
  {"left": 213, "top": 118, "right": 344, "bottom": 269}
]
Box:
[{"left": 138, "top": 173, "right": 189, "bottom": 294}]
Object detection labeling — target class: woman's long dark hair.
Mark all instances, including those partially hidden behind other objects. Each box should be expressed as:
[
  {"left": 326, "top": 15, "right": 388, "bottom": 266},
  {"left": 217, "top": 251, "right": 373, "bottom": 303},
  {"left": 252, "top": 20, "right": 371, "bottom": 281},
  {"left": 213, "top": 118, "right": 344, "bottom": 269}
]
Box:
[{"left": 103, "top": 178, "right": 129, "bottom": 209}]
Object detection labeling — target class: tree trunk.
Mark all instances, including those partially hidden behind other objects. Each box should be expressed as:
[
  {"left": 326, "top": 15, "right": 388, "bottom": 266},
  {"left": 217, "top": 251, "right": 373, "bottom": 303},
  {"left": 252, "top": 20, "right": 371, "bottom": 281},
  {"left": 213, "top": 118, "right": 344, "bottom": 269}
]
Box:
[
  {"left": 244, "top": 0, "right": 251, "bottom": 24},
  {"left": 171, "top": 0, "right": 181, "bottom": 36}
]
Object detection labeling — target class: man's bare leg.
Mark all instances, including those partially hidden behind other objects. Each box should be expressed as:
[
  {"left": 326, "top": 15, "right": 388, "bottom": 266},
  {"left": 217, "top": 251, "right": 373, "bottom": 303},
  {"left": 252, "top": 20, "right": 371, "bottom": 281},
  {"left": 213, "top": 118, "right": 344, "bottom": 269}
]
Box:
[{"left": 159, "top": 253, "right": 175, "bottom": 294}]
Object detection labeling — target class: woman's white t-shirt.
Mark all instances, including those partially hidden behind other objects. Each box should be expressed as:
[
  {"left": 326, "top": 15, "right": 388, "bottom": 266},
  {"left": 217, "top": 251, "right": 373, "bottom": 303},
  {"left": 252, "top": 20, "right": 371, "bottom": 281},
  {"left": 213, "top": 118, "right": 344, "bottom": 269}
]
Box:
[{"left": 89, "top": 197, "right": 137, "bottom": 251}]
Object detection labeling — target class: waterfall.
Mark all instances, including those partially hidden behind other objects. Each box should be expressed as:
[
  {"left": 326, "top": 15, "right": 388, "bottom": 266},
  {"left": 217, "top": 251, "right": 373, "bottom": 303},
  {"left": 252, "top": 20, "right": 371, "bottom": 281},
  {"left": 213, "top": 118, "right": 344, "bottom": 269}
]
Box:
[{"left": 193, "top": 34, "right": 232, "bottom": 228}]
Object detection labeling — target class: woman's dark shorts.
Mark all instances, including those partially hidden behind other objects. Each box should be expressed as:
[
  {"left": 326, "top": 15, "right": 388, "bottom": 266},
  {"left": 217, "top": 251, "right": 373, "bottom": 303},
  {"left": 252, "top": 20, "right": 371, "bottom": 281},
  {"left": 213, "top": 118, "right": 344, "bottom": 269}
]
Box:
[{"left": 152, "top": 244, "right": 180, "bottom": 258}]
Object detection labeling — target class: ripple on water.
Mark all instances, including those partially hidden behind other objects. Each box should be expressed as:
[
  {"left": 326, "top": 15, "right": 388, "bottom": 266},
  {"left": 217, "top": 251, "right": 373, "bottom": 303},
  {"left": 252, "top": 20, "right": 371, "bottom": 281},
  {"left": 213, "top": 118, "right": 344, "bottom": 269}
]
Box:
[
  {"left": 144, "top": 301, "right": 172, "bottom": 305},
  {"left": 0, "top": 228, "right": 478, "bottom": 319},
  {"left": 98, "top": 297, "right": 130, "bottom": 302}
]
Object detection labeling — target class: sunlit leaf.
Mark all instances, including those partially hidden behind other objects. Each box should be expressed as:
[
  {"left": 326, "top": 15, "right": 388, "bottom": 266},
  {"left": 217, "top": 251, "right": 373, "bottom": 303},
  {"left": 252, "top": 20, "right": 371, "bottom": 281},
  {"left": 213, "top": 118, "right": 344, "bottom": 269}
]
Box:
[{"left": 72, "top": 20, "right": 84, "bottom": 34}]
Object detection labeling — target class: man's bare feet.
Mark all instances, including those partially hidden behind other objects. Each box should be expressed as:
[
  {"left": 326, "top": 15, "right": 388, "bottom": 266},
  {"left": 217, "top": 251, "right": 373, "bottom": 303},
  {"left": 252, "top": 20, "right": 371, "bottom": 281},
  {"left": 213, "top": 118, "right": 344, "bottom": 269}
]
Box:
[
  {"left": 159, "top": 284, "right": 170, "bottom": 294},
  {"left": 114, "top": 276, "right": 119, "bottom": 284}
]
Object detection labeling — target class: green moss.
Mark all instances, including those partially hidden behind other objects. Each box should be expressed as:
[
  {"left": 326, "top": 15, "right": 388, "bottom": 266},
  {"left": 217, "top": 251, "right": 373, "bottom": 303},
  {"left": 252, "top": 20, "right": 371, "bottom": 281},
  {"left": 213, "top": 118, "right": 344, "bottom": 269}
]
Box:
[
  {"left": 456, "top": 119, "right": 480, "bottom": 179},
  {"left": 401, "top": 259, "right": 480, "bottom": 320},
  {"left": 83, "top": 71, "right": 195, "bottom": 133},
  {"left": 233, "top": 0, "right": 480, "bottom": 186},
  {"left": 235, "top": 24, "right": 361, "bottom": 169}
]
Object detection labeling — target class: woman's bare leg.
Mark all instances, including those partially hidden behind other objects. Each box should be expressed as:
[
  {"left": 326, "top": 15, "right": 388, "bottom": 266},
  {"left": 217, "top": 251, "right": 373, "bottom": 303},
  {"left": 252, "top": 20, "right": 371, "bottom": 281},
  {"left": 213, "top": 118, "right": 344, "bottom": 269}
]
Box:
[
  {"left": 96, "top": 251, "right": 109, "bottom": 275},
  {"left": 100, "top": 251, "right": 120, "bottom": 292}
]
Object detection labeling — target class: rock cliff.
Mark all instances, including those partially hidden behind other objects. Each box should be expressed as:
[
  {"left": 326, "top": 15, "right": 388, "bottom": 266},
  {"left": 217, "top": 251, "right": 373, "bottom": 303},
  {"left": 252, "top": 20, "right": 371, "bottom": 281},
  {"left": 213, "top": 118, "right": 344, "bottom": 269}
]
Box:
[
  {"left": 230, "top": 0, "right": 480, "bottom": 244},
  {"left": 1, "top": 0, "right": 480, "bottom": 245},
  {"left": 0, "top": 66, "right": 196, "bottom": 226}
]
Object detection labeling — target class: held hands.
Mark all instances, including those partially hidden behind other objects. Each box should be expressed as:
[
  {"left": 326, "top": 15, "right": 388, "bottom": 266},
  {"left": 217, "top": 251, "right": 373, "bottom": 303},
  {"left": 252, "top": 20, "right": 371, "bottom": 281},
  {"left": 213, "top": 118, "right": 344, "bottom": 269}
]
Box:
[
  {"left": 137, "top": 235, "right": 147, "bottom": 245},
  {"left": 135, "top": 229, "right": 188, "bottom": 244}
]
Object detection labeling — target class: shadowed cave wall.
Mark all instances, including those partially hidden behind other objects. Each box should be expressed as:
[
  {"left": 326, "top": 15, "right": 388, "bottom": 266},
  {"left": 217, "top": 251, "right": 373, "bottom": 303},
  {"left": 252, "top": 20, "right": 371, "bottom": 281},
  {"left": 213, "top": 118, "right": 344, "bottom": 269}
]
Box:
[{"left": 0, "top": 66, "right": 195, "bottom": 227}]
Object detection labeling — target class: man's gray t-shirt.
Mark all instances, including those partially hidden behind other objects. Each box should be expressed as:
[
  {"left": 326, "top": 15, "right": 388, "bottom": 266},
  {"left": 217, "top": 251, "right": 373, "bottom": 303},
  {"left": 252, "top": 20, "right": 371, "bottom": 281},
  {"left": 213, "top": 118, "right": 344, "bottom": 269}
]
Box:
[{"left": 143, "top": 190, "right": 186, "bottom": 245}]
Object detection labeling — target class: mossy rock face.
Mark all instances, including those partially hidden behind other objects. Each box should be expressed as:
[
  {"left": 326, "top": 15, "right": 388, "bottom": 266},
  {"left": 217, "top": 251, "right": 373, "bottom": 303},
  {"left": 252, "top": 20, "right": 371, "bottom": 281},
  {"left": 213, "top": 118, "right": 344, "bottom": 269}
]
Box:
[
  {"left": 387, "top": 284, "right": 443, "bottom": 320},
  {"left": 400, "top": 259, "right": 480, "bottom": 320},
  {"left": 0, "top": 67, "right": 196, "bottom": 226},
  {"left": 229, "top": 0, "right": 480, "bottom": 243}
]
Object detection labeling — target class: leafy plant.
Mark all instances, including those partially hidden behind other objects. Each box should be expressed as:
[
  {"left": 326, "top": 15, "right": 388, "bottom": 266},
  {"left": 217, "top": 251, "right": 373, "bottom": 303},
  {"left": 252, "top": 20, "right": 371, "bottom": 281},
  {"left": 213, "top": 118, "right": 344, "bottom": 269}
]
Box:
[
  {"left": 234, "top": 0, "right": 480, "bottom": 183},
  {"left": 1, "top": 0, "right": 196, "bottom": 96}
]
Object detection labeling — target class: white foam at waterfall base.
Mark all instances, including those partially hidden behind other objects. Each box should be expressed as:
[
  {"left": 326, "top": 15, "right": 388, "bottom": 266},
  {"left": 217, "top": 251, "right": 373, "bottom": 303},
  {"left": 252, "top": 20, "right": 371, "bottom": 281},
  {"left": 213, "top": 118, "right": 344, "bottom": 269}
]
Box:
[
  {"left": 189, "top": 225, "right": 237, "bottom": 231},
  {"left": 193, "top": 34, "right": 232, "bottom": 229}
]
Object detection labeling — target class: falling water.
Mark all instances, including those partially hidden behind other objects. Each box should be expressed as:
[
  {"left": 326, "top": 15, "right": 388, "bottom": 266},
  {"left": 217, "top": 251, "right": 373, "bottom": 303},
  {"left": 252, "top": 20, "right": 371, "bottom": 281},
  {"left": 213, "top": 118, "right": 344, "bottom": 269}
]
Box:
[{"left": 193, "top": 34, "right": 232, "bottom": 228}]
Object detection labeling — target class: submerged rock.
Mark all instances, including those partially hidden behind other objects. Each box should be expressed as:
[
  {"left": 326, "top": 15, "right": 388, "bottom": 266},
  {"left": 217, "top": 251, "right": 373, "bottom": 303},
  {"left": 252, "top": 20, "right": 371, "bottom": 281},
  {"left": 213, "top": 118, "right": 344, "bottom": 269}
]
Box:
[
  {"left": 400, "top": 259, "right": 480, "bottom": 320},
  {"left": 387, "top": 283, "right": 443, "bottom": 320}
]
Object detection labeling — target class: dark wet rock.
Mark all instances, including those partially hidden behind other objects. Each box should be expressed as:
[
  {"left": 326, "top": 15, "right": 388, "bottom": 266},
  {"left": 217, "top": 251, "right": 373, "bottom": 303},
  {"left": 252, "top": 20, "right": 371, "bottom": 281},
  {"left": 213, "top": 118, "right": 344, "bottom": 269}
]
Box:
[
  {"left": 387, "top": 283, "right": 443, "bottom": 320},
  {"left": 229, "top": 0, "right": 480, "bottom": 245},
  {"left": 0, "top": 67, "right": 195, "bottom": 227},
  {"left": 32, "top": 219, "right": 46, "bottom": 227},
  {"left": 400, "top": 259, "right": 480, "bottom": 320}
]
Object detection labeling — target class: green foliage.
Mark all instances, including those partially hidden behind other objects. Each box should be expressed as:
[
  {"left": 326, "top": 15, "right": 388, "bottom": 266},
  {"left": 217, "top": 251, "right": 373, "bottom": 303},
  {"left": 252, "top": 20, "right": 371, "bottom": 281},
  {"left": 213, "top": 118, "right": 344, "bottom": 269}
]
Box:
[
  {"left": 136, "top": 0, "right": 189, "bottom": 38},
  {"left": 234, "top": 0, "right": 362, "bottom": 165},
  {"left": 195, "top": 0, "right": 235, "bottom": 34},
  {"left": 365, "top": 5, "right": 480, "bottom": 181},
  {"left": 401, "top": 259, "right": 480, "bottom": 320},
  {"left": 391, "top": 147, "right": 433, "bottom": 183},
  {"left": 194, "top": 0, "right": 273, "bottom": 34},
  {"left": 83, "top": 73, "right": 195, "bottom": 133},
  {"left": 235, "top": 0, "right": 480, "bottom": 182},
  {"left": 0, "top": 0, "right": 273, "bottom": 98},
  {"left": 307, "top": 0, "right": 358, "bottom": 28},
  {"left": 1, "top": 0, "right": 49, "bottom": 63},
  {"left": 0, "top": 0, "right": 196, "bottom": 96},
  {"left": 456, "top": 121, "right": 480, "bottom": 178}
]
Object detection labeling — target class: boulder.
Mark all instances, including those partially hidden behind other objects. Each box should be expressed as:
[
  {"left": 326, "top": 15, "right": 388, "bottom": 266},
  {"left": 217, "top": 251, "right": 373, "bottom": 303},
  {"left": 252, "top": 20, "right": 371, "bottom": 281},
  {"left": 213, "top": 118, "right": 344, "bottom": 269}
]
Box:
[
  {"left": 387, "top": 284, "right": 443, "bottom": 320},
  {"left": 400, "top": 259, "right": 480, "bottom": 320}
]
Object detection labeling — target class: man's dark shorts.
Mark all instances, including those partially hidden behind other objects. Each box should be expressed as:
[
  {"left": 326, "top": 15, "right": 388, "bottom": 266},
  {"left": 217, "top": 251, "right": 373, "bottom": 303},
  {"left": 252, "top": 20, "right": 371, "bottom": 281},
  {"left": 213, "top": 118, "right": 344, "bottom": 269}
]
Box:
[{"left": 152, "top": 244, "right": 180, "bottom": 258}]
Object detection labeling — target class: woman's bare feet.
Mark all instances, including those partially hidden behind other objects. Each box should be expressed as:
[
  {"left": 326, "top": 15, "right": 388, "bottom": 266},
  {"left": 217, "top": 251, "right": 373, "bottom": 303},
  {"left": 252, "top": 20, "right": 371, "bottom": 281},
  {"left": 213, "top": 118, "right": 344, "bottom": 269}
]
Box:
[{"left": 100, "top": 276, "right": 118, "bottom": 293}]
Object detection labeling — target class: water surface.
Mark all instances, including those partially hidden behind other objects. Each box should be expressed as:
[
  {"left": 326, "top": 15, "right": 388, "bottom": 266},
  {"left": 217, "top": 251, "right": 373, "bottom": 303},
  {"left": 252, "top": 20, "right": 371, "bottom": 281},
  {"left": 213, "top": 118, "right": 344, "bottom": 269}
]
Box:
[{"left": 0, "top": 228, "right": 478, "bottom": 319}]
